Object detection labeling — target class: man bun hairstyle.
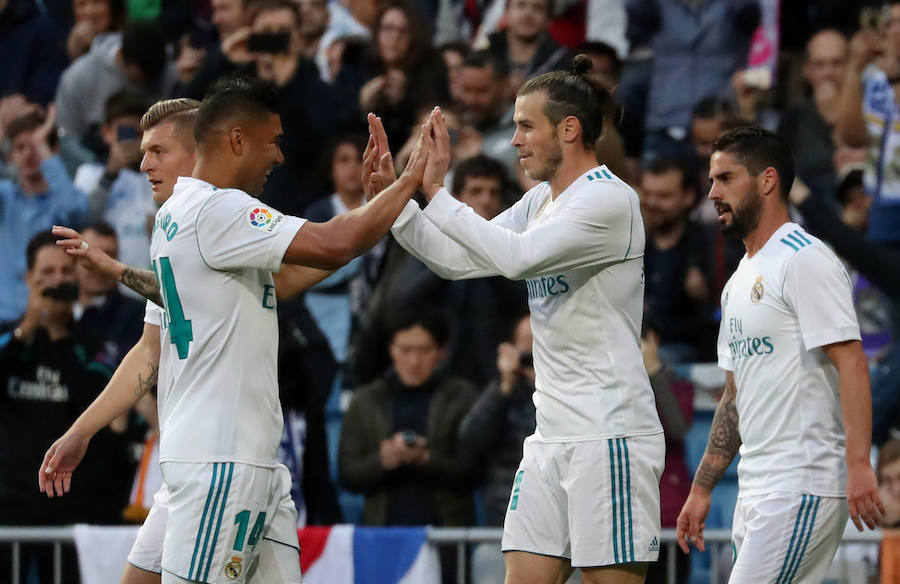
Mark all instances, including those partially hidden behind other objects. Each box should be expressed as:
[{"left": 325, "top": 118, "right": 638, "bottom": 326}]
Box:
[
  {"left": 194, "top": 76, "right": 280, "bottom": 146},
  {"left": 518, "top": 53, "right": 617, "bottom": 149},
  {"left": 712, "top": 125, "right": 795, "bottom": 201}
]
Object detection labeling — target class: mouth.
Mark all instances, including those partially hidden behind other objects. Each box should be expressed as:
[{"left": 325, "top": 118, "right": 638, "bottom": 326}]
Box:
[
  {"left": 149, "top": 179, "right": 163, "bottom": 191},
  {"left": 715, "top": 202, "right": 732, "bottom": 222},
  {"left": 518, "top": 152, "right": 532, "bottom": 161}
]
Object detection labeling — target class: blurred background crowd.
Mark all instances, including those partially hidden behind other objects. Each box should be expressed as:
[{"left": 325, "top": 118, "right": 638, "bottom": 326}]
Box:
[{"left": 1, "top": 0, "right": 900, "bottom": 581}]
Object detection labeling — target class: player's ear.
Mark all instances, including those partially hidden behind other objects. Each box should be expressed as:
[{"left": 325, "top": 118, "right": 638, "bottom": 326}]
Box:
[
  {"left": 761, "top": 167, "right": 778, "bottom": 198},
  {"left": 228, "top": 127, "right": 245, "bottom": 156},
  {"left": 560, "top": 116, "right": 580, "bottom": 145}
]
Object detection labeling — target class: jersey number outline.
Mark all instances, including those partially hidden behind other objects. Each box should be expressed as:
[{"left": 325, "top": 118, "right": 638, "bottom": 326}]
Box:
[
  {"left": 153, "top": 256, "right": 193, "bottom": 359},
  {"left": 233, "top": 510, "right": 267, "bottom": 552}
]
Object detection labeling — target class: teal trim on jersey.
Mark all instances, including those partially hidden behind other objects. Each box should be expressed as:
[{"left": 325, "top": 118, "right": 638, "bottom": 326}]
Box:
[
  {"left": 623, "top": 439, "right": 634, "bottom": 561},
  {"left": 587, "top": 174, "right": 594, "bottom": 181},
  {"left": 784, "top": 496, "right": 820, "bottom": 584},
  {"left": 624, "top": 195, "right": 634, "bottom": 260},
  {"left": 190, "top": 464, "right": 219, "bottom": 580},
  {"left": 786, "top": 232, "right": 808, "bottom": 249},
  {"left": 609, "top": 440, "right": 619, "bottom": 563},
  {"left": 601, "top": 169, "right": 612, "bottom": 179},
  {"left": 780, "top": 238, "right": 799, "bottom": 251},
  {"left": 203, "top": 462, "right": 234, "bottom": 581},
  {"left": 793, "top": 230, "right": 812, "bottom": 246},
  {"left": 197, "top": 463, "right": 226, "bottom": 582},
  {"left": 615, "top": 439, "right": 627, "bottom": 561},
  {"left": 775, "top": 494, "right": 807, "bottom": 584},
  {"left": 194, "top": 196, "right": 217, "bottom": 271}
]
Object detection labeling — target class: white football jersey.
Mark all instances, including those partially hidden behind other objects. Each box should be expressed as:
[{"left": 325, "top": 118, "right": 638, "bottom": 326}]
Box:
[
  {"left": 144, "top": 177, "right": 305, "bottom": 467},
  {"left": 717, "top": 223, "right": 860, "bottom": 497},
  {"left": 392, "top": 166, "right": 663, "bottom": 441}
]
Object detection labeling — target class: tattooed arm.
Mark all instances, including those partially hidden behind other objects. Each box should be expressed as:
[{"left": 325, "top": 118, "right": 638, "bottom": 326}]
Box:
[
  {"left": 121, "top": 266, "right": 163, "bottom": 307},
  {"left": 676, "top": 371, "right": 741, "bottom": 553},
  {"left": 39, "top": 323, "right": 162, "bottom": 497}
]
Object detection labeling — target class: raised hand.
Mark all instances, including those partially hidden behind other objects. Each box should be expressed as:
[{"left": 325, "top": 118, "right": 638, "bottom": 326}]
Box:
[
  {"left": 400, "top": 110, "right": 437, "bottom": 186},
  {"left": 38, "top": 430, "right": 92, "bottom": 498},
  {"left": 52, "top": 225, "right": 124, "bottom": 278},
  {"left": 362, "top": 113, "right": 396, "bottom": 200},
  {"left": 422, "top": 106, "right": 451, "bottom": 201}
]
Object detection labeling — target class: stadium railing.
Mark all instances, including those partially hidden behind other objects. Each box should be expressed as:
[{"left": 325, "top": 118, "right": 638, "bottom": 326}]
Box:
[{"left": 0, "top": 526, "right": 883, "bottom": 584}]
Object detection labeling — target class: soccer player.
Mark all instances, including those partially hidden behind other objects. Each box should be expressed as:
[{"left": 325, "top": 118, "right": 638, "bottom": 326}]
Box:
[
  {"left": 676, "top": 126, "right": 883, "bottom": 583},
  {"left": 39, "top": 76, "right": 434, "bottom": 583},
  {"left": 384, "top": 55, "right": 664, "bottom": 584}
]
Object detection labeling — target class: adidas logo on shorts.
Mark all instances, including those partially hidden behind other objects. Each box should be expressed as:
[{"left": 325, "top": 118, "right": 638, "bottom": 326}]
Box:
[{"left": 648, "top": 537, "right": 659, "bottom": 552}]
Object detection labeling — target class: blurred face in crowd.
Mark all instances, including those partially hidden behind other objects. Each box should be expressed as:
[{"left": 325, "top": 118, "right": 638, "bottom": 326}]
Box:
[
  {"left": 78, "top": 228, "right": 119, "bottom": 297},
  {"left": 331, "top": 141, "right": 363, "bottom": 198},
  {"left": 708, "top": 151, "right": 763, "bottom": 239},
  {"left": 505, "top": 0, "right": 550, "bottom": 42},
  {"left": 841, "top": 182, "right": 872, "bottom": 231},
  {"left": 140, "top": 120, "right": 198, "bottom": 204},
  {"left": 511, "top": 90, "right": 563, "bottom": 182},
  {"left": 802, "top": 30, "right": 847, "bottom": 93},
  {"left": 459, "top": 64, "right": 505, "bottom": 126},
  {"left": 390, "top": 324, "right": 445, "bottom": 387},
  {"left": 690, "top": 116, "right": 723, "bottom": 163},
  {"left": 377, "top": 8, "right": 410, "bottom": 68},
  {"left": 512, "top": 315, "right": 535, "bottom": 384},
  {"left": 297, "top": 0, "right": 329, "bottom": 39},
  {"left": 641, "top": 168, "right": 695, "bottom": 233},
  {"left": 211, "top": 0, "right": 245, "bottom": 37},
  {"left": 73, "top": 0, "right": 112, "bottom": 32},
  {"left": 27, "top": 244, "right": 78, "bottom": 322},
  {"left": 881, "top": 456, "right": 900, "bottom": 503},
  {"left": 442, "top": 46, "right": 466, "bottom": 102},
  {"left": 10, "top": 128, "right": 44, "bottom": 180},
  {"left": 890, "top": 4, "right": 900, "bottom": 56},
  {"left": 458, "top": 175, "right": 503, "bottom": 219},
  {"left": 253, "top": 6, "right": 302, "bottom": 57}
]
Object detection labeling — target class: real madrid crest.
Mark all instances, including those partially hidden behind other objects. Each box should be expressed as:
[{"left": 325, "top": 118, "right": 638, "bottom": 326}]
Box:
[
  {"left": 750, "top": 276, "right": 764, "bottom": 304},
  {"left": 225, "top": 555, "right": 243, "bottom": 580}
]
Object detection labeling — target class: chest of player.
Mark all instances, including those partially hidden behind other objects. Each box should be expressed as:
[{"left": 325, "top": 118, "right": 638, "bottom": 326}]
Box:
[{"left": 721, "top": 264, "right": 796, "bottom": 363}]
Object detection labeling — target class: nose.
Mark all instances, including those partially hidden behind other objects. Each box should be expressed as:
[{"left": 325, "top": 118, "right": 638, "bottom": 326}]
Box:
[
  {"left": 707, "top": 182, "right": 720, "bottom": 201},
  {"left": 139, "top": 152, "right": 152, "bottom": 173},
  {"left": 275, "top": 146, "right": 285, "bottom": 166},
  {"left": 510, "top": 127, "right": 523, "bottom": 148}
]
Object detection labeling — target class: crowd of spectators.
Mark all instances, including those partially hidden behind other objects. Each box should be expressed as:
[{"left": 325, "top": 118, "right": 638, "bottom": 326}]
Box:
[{"left": 1, "top": 0, "right": 899, "bottom": 581}]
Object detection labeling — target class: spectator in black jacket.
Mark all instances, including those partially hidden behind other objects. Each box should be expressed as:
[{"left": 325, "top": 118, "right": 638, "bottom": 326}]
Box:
[{"left": 0, "top": 0, "right": 67, "bottom": 106}]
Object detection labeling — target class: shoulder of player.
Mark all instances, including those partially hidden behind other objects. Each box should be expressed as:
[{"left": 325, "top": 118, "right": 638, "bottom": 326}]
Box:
[{"left": 570, "top": 169, "right": 636, "bottom": 215}]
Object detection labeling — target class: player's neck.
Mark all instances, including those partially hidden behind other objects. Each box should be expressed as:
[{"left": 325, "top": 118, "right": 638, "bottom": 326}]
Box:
[
  {"left": 743, "top": 209, "right": 791, "bottom": 258},
  {"left": 192, "top": 157, "right": 241, "bottom": 191},
  {"left": 549, "top": 150, "right": 598, "bottom": 199}
]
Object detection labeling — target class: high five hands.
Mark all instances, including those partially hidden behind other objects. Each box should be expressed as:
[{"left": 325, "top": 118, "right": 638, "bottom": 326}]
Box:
[{"left": 361, "top": 106, "right": 452, "bottom": 201}]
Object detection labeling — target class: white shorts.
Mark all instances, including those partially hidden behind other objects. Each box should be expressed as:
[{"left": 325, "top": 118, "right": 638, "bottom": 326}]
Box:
[
  {"left": 730, "top": 492, "right": 848, "bottom": 584},
  {"left": 501, "top": 433, "right": 664, "bottom": 568},
  {"left": 128, "top": 462, "right": 300, "bottom": 583}
]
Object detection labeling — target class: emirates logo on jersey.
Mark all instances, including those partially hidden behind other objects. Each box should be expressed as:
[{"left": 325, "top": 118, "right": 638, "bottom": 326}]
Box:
[{"left": 751, "top": 275, "right": 764, "bottom": 304}]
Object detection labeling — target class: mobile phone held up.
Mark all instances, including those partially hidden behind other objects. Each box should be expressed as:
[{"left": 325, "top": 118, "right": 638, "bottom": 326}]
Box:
[{"left": 248, "top": 32, "right": 291, "bottom": 54}]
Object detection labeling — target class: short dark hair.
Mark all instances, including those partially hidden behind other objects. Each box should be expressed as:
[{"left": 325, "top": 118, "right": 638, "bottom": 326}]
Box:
[
  {"left": 518, "top": 54, "right": 616, "bottom": 149},
  {"left": 26, "top": 231, "right": 62, "bottom": 271},
  {"left": 104, "top": 90, "right": 152, "bottom": 125},
  {"left": 389, "top": 309, "right": 450, "bottom": 347},
  {"left": 712, "top": 125, "right": 796, "bottom": 201},
  {"left": 462, "top": 49, "right": 510, "bottom": 80},
  {"left": 691, "top": 95, "right": 737, "bottom": 121},
  {"left": 194, "top": 76, "right": 280, "bottom": 146},
  {"left": 452, "top": 154, "right": 509, "bottom": 197},
  {"left": 836, "top": 168, "right": 865, "bottom": 207},
  {"left": 439, "top": 41, "right": 470, "bottom": 60},
  {"left": 7, "top": 112, "right": 59, "bottom": 149},
  {"left": 83, "top": 221, "right": 118, "bottom": 239},
  {"left": 249, "top": 0, "right": 300, "bottom": 26},
  {"left": 121, "top": 20, "right": 169, "bottom": 80},
  {"left": 320, "top": 133, "right": 367, "bottom": 190},
  {"left": 644, "top": 156, "right": 693, "bottom": 190}
]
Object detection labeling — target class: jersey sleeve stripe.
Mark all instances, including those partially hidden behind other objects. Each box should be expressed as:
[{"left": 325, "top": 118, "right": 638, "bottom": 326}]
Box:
[
  {"left": 780, "top": 238, "right": 800, "bottom": 252},
  {"left": 197, "top": 463, "right": 226, "bottom": 580},
  {"left": 793, "top": 230, "right": 812, "bottom": 246},
  {"left": 775, "top": 494, "right": 807, "bottom": 584},
  {"left": 203, "top": 462, "right": 235, "bottom": 581},
  {"left": 609, "top": 439, "right": 619, "bottom": 563},
  {"left": 786, "top": 232, "right": 808, "bottom": 248},
  {"left": 623, "top": 438, "right": 634, "bottom": 562},
  {"left": 190, "top": 463, "right": 219, "bottom": 580}
]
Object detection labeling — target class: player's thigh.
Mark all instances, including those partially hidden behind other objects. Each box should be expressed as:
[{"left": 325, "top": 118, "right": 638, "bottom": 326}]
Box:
[
  {"left": 730, "top": 493, "right": 847, "bottom": 584},
  {"left": 126, "top": 484, "right": 169, "bottom": 579},
  {"left": 160, "top": 462, "right": 285, "bottom": 584},
  {"left": 580, "top": 562, "right": 648, "bottom": 584},
  {"left": 567, "top": 435, "right": 664, "bottom": 569},
  {"left": 504, "top": 550, "right": 574, "bottom": 584},
  {"left": 246, "top": 538, "right": 301, "bottom": 584}
]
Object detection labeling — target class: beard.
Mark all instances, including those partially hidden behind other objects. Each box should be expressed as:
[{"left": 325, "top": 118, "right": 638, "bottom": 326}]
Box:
[
  {"left": 525, "top": 135, "right": 564, "bottom": 182},
  {"left": 719, "top": 183, "right": 763, "bottom": 239}
]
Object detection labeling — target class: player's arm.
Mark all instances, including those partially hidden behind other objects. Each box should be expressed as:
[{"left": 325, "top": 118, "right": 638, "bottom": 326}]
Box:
[
  {"left": 823, "top": 340, "right": 884, "bottom": 531},
  {"left": 272, "top": 265, "right": 334, "bottom": 300},
  {"left": 38, "top": 322, "right": 161, "bottom": 498},
  {"left": 52, "top": 225, "right": 164, "bottom": 306},
  {"left": 676, "top": 371, "right": 740, "bottom": 554},
  {"left": 281, "top": 112, "right": 434, "bottom": 270},
  {"left": 835, "top": 32, "right": 876, "bottom": 148}
]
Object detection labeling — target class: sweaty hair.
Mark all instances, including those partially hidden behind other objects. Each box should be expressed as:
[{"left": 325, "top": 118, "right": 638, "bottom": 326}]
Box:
[
  {"left": 712, "top": 125, "right": 795, "bottom": 201},
  {"left": 104, "top": 90, "right": 151, "bottom": 124},
  {"left": 452, "top": 154, "right": 509, "bottom": 197},
  {"left": 518, "top": 54, "right": 617, "bottom": 149},
  {"left": 26, "top": 231, "right": 62, "bottom": 270},
  {"left": 7, "top": 112, "right": 59, "bottom": 150},
  {"left": 193, "top": 76, "right": 280, "bottom": 146},
  {"left": 388, "top": 309, "right": 450, "bottom": 347}
]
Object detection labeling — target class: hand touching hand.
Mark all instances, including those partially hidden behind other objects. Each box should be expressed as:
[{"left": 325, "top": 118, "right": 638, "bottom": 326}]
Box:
[{"left": 362, "top": 113, "right": 396, "bottom": 199}]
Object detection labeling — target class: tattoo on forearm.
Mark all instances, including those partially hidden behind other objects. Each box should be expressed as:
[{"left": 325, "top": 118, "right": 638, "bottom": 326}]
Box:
[
  {"left": 694, "top": 378, "right": 742, "bottom": 490},
  {"left": 135, "top": 361, "right": 158, "bottom": 398},
  {"left": 122, "top": 267, "right": 163, "bottom": 306}
]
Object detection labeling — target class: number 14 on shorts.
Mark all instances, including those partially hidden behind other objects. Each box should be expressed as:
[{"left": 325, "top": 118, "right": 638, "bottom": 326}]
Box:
[{"left": 233, "top": 510, "right": 266, "bottom": 552}]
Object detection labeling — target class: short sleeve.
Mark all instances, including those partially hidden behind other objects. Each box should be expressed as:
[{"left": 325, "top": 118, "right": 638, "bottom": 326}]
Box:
[
  {"left": 783, "top": 246, "right": 861, "bottom": 351},
  {"left": 144, "top": 300, "right": 163, "bottom": 326},
  {"left": 195, "top": 190, "right": 306, "bottom": 272},
  {"left": 716, "top": 279, "right": 735, "bottom": 371}
]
